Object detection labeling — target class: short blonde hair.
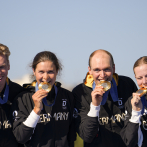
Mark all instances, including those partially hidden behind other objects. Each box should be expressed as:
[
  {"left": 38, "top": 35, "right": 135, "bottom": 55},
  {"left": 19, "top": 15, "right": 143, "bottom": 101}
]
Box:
[
  {"left": 0, "top": 43, "right": 11, "bottom": 62},
  {"left": 133, "top": 56, "right": 147, "bottom": 74}
]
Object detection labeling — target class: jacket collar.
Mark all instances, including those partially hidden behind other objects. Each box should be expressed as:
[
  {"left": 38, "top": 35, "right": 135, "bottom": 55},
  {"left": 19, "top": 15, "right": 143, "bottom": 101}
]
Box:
[
  {"left": 23, "top": 80, "right": 61, "bottom": 89},
  {"left": 84, "top": 72, "right": 119, "bottom": 88}
]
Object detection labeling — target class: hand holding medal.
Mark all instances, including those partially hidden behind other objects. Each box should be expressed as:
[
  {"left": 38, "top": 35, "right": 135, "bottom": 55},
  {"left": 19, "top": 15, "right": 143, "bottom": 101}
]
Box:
[
  {"left": 38, "top": 82, "right": 52, "bottom": 92},
  {"left": 92, "top": 80, "right": 111, "bottom": 106},
  {"left": 131, "top": 86, "right": 147, "bottom": 111},
  {"left": 33, "top": 82, "right": 51, "bottom": 115},
  {"left": 136, "top": 86, "right": 147, "bottom": 97},
  {"left": 97, "top": 80, "right": 111, "bottom": 92}
]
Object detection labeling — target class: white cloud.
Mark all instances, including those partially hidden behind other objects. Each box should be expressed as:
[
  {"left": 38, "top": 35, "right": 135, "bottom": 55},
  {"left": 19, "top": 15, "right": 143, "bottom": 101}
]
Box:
[{"left": 12, "top": 74, "right": 32, "bottom": 86}]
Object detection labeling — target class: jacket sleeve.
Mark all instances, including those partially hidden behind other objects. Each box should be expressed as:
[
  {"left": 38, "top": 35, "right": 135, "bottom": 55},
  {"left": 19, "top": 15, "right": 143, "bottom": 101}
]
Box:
[
  {"left": 11, "top": 93, "right": 36, "bottom": 144},
  {"left": 67, "top": 92, "right": 76, "bottom": 147},
  {"left": 72, "top": 86, "right": 99, "bottom": 143},
  {"left": 120, "top": 97, "right": 141, "bottom": 147}
]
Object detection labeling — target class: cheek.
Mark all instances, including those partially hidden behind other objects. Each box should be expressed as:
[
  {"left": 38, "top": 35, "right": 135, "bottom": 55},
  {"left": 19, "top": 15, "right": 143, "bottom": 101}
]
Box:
[
  {"left": 49, "top": 73, "right": 56, "bottom": 79},
  {"left": 105, "top": 72, "right": 111, "bottom": 78},
  {"left": 136, "top": 80, "right": 142, "bottom": 86},
  {"left": 106, "top": 72, "right": 113, "bottom": 80},
  {"left": 92, "top": 72, "right": 99, "bottom": 79},
  {"left": 3, "top": 69, "right": 8, "bottom": 75},
  {"left": 52, "top": 74, "right": 57, "bottom": 80},
  {"left": 35, "top": 73, "right": 42, "bottom": 79}
]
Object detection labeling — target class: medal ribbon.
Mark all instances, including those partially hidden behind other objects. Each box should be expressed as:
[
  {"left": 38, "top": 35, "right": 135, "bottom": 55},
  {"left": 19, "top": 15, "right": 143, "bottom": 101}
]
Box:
[
  {"left": 0, "top": 81, "right": 9, "bottom": 104},
  {"left": 92, "top": 78, "right": 118, "bottom": 105},
  {"left": 141, "top": 95, "right": 147, "bottom": 115},
  {"left": 35, "top": 83, "right": 58, "bottom": 107}
]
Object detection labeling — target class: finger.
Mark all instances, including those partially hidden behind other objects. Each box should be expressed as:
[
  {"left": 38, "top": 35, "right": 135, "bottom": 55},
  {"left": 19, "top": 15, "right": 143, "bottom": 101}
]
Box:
[
  {"left": 95, "top": 89, "right": 105, "bottom": 95},
  {"left": 134, "top": 96, "right": 141, "bottom": 105},
  {"left": 133, "top": 92, "right": 140, "bottom": 97},
  {"left": 94, "top": 87, "right": 105, "bottom": 93},
  {"left": 92, "top": 90, "right": 102, "bottom": 96},
  {"left": 33, "top": 91, "right": 48, "bottom": 101},
  {"left": 92, "top": 91, "right": 104, "bottom": 98},
  {"left": 36, "top": 90, "right": 48, "bottom": 96},
  {"left": 95, "top": 85, "right": 104, "bottom": 90}
]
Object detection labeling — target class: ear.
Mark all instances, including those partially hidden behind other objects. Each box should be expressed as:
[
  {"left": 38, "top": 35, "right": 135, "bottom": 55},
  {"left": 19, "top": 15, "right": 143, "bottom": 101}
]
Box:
[
  {"left": 33, "top": 68, "right": 36, "bottom": 76},
  {"left": 88, "top": 66, "right": 92, "bottom": 75},
  {"left": 112, "top": 64, "right": 115, "bottom": 73},
  {"left": 8, "top": 60, "right": 10, "bottom": 70}
]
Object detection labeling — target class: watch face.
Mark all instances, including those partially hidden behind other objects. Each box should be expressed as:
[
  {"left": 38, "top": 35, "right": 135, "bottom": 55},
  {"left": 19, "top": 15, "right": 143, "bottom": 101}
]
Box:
[
  {"left": 136, "top": 88, "right": 147, "bottom": 97},
  {"left": 38, "top": 82, "right": 52, "bottom": 92},
  {"left": 97, "top": 80, "right": 111, "bottom": 91}
]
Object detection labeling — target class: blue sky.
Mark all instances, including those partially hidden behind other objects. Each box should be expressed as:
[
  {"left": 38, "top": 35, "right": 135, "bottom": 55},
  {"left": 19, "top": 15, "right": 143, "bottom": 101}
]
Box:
[{"left": 1, "top": 1, "right": 147, "bottom": 88}]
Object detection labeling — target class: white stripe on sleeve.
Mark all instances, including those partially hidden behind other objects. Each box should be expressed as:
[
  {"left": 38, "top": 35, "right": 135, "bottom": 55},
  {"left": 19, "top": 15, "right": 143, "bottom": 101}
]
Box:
[
  {"left": 23, "top": 110, "right": 40, "bottom": 128},
  {"left": 87, "top": 102, "right": 100, "bottom": 117}
]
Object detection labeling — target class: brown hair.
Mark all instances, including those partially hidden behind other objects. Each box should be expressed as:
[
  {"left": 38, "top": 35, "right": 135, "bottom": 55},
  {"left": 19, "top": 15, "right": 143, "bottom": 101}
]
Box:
[
  {"left": 31, "top": 51, "right": 62, "bottom": 75},
  {"left": 88, "top": 49, "right": 114, "bottom": 67},
  {"left": 0, "top": 43, "right": 11, "bottom": 62},
  {"left": 133, "top": 56, "right": 147, "bottom": 74}
]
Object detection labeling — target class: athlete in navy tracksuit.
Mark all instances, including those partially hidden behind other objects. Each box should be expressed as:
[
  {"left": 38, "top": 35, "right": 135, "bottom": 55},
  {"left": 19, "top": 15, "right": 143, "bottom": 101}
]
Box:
[
  {"left": 12, "top": 51, "right": 76, "bottom": 147},
  {"left": 0, "top": 43, "right": 24, "bottom": 147}
]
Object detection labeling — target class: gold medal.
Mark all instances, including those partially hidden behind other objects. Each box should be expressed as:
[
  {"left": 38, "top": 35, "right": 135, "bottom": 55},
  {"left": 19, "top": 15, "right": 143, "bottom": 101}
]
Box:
[
  {"left": 136, "top": 88, "right": 147, "bottom": 97},
  {"left": 38, "top": 82, "right": 52, "bottom": 92},
  {"left": 97, "top": 80, "right": 111, "bottom": 91}
]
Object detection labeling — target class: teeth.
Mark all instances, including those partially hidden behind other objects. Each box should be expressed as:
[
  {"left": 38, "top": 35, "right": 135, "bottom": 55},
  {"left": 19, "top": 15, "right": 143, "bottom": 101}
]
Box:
[{"left": 0, "top": 77, "right": 2, "bottom": 80}]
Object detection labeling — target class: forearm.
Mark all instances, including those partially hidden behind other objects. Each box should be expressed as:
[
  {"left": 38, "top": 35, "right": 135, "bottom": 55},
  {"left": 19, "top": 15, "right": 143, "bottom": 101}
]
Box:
[
  {"left": 13, "top": 110, "right": 40, "bottom": 144},
  {"left": 121, "top": 109, "right": 142, "bottom": 147},
  {"left": 78, "top": 103, "right": 100, "bottom": 143}
]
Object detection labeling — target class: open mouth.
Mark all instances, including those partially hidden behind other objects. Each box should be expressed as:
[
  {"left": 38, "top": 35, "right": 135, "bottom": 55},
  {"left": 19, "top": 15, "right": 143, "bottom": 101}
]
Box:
[
  {"left": 98, "top": 78, "right": 109, "bottom": 82},
  {"left": 41, "top": 80, "right": 51, "bottom": 84},
  {"left": 139, "top": 85, "right": 147, "bottom": 89}
]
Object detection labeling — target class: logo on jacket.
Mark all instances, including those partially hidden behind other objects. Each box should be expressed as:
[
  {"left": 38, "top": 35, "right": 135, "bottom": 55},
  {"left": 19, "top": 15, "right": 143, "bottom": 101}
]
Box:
[
  {"left": 118, "top": 97, "right": 124, "bottom": 109},
  {"left": 143, "top": 108, "right": 147, "bottom": 115},
  {"left": 62, "top": 99, "right": 67, "bottom": 109},
  {"left": 99, "top": 113, "right": 126, "bottom": 125},
  {"left": 38, "top": 112, "right": 69, "bottom": 123},
  {"left": 13, "top": 110, "right": 20, "bottom": 121},
  {"left": 73, "top": 108, "right": 78, "bottom": 118}
]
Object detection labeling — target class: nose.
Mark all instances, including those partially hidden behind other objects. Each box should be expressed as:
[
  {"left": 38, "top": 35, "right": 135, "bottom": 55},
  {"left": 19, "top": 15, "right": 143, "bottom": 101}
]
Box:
[
  {"left": 100, "top": 70, "right": 105, "bottom": 78},
  {"left": 43, "top": 72, "right": 49, "bottom": 82}
]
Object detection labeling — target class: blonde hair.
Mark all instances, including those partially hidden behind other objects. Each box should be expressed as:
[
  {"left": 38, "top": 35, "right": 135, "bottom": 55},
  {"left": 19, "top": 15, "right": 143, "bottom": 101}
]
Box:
[
  {"left": 0, "top": 43, "right": 11, "bottom": 62},
  {"left": 133, "top": 56, "right": 147, "bottom": 74}
]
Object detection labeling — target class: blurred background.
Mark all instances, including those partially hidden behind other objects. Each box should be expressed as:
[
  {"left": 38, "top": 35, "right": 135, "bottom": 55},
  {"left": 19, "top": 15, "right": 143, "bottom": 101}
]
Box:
[{"left": 1, "top": 1, "right": 147, "bottom": 90}]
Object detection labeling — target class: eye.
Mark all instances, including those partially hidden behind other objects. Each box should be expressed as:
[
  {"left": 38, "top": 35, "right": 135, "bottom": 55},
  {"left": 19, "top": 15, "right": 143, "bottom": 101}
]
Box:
[
  {"left": 48, "top": 70, "right": 54, "bottom": 74},
  {"left": 39, "top": 71, "right": 44, "bottom": 73},
  {"left": 104, "top": 68, "right": 111, "bottom": 72},
  {"left": 93, "top": 69, "right": 100, "bottom": 72},
  {"left": 0, "top": 66, "right": 5, "bottom": 69},
  {"left": 136, "top": 77, "right": 142, "bottom": 80}
]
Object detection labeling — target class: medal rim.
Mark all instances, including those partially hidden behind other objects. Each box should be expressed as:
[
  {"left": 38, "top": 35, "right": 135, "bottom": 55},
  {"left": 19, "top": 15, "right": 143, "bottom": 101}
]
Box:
[
  {"left": 38, "top": 82, "right": 52, "bottom": 92},
  {"left": 97, "top": 80, "right": 111, "bottom": 91},
  {"left": 136, "top": 88, "right": 147, "bottom": 97}
]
